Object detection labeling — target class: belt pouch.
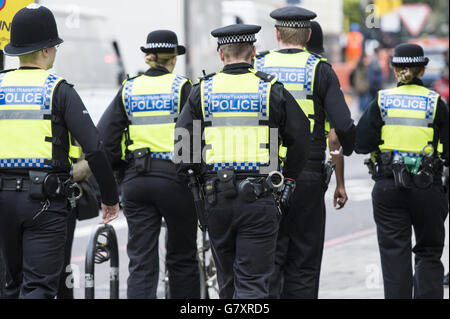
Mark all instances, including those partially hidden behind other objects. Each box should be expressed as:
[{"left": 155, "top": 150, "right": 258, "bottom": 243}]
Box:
[
  {"left": 29, "top": 171, "right": 48, "bottom": 200},
  {"left": 217, "top": 169, "right": 237, "bottom": 199},
  {"left": 133, "top": 148, "right": 151, "bottom": 174}
]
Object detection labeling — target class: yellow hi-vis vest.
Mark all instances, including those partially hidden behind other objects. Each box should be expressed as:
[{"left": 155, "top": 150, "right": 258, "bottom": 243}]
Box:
[
  {"left": 0, "top": 69, "right": 81, "bottom": 169},
  {"left": 121, "top": 73, "right": 188, "bottom": 161},
  {"left": 255, "top": 50, "right": 322, "bottom": 133},
  {"left": 378, "top": 85, "right": 443, "bottom": 156},
  {"left": 201, "top": 70, "right": 275, "bottom": 172}
]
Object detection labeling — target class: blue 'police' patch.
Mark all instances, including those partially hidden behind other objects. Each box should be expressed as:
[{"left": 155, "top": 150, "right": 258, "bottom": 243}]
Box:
[
  {"left": 210, "top": 93, "right": 260, "bottom": 113},
  {"left": 385, "top": 94, "right": 428, "bottom": 111},
  {"left": 0, "top": 87, "right": 44, "bottom": 106},
  {"left": 262, "top": 66, "right": 306, "bottom": 84},
  {"left": 130, "top": 94, "right": 173, "bottom": 112}
]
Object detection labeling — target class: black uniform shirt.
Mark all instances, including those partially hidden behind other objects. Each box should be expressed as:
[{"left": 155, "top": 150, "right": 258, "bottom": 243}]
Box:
[
  {"left": 97, "top": 66, "right": 192, "bottom": 179},
  {"left": 174, "top": 62, "right": 311, "bottom": 180},
  {"left": 355, "top": 78, "right": 449, "bottom": 164},
  {"left": 263, "top": 49, "right": 355, "bottom": 159},
  {"left": 0, "top": 67, "right": 119, "bottom": 206}
]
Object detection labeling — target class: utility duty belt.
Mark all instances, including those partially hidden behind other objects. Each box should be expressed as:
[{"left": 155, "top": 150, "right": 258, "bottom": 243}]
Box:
[
  {"left": 364, "top": 151, "right": 444, "bottom": 189},
  {"left": 0, "top": 171, "right": 82, "bottom": 205},
  {"left": 126, "top": 148, "right": 174, "bottom": 174},
  {"left": 203, "top": 169, "right": 284, "bottom": 205}
]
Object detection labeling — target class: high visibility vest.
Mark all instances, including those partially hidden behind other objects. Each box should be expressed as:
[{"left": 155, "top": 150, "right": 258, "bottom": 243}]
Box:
[
  {"left": 0, "top": 69, "right": 81, "bottom": 169},
  {"left": 378, "top": 85, "right": 443, "bottom": 156},
  {"left": 121, "top": 73, "right": 188, "bottom": 161},
  {"left": 201, "top": 70, "right": 274, "bottom": 172},
  {"left": 255, "top": 50, "right": 325, "bottom": 161}
]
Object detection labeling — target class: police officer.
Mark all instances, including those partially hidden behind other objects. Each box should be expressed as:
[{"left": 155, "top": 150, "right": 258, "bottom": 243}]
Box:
[
  {"left": 254, "top": 6, "right": 355, "bottom": 299},
  {"left": 97, "top": 30, "right": 200, "bottom": 299},
  {"left": 175, "top": 24, "right": 311, "bottom": 299},
  {"left": 307, "top": 20, "right": 348, "bottom": 211},
  {"left": 0, "top": 4, "right": 119, "bottom": 299},
  {"left": 356, "top": 43, "right": 449, "bottom": 299}
]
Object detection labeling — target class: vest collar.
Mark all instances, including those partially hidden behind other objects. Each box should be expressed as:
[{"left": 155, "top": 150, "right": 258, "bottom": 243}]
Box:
[
  {"left": 145, "top": 66, "right": 170, "bottom": 76},
  {"left": 277, "top": 48, "right": 305, "bottom": 54},
  {"left": 397, "top": 78, "right": 424, "bottom": 87},
  {"left": 222, "top": 62, "right": 253, "bottom": 74}
]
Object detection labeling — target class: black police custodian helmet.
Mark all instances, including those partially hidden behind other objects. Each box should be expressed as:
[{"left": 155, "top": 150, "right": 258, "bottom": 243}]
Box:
[
  {"left": 140, "top": 30, "right": 186, "bottom": 55},
  {"left": 390, "top": 43, "right": 429, "bottom": 68},
  {"left": 3, "top": 4, "right": 63, "bottom": 56}
]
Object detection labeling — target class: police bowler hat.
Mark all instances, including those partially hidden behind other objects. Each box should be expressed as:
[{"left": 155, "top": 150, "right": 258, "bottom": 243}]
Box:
[
  {"left": 3, "top": 4, "right": 63, "bottom": 56},
  {"left": 140, "top": 30, "right": 186, "bottom": 55},
  {"left": 390, "top": 43, "right": 429, "bottom": 68}
]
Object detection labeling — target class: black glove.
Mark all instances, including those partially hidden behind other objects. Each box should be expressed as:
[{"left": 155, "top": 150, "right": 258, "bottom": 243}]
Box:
[{"left": 280, "top": 178, "right": 296, "bottom": 208}]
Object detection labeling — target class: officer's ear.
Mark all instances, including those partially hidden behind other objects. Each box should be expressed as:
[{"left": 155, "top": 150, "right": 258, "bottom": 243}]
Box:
[
  {"left": 251, "top": 46, "right": 256, "bottom": 59},
  {"left": 275, "top": 27, "right": 281, "bottom": 43},
  {"left": 307, "top": 28, "right": 312, "bottom": 43},
  {"left": 218, "top": 47, "right": 225, "bottom": 63}
]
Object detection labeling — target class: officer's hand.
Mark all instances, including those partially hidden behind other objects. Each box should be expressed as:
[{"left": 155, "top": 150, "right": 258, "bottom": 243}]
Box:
[
  {"left": 333, "top": 185, "right": 348, "bottom": 210},
  {"left": 101, "top": 203, "right": 119, "bottom": 224}
]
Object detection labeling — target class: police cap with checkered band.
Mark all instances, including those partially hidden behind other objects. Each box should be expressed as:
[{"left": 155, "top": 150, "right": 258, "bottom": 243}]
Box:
[
  {"left": 270, "top": 6, "right": 317, "bottom": 29},
  {"left": 390, "top": 43, "right": 429, "bottom": 68},
  {"left": 211, "top": 24, "right": 261, "bottom": 48},
  {"left": 140, "top": 30, "right": 186, "bottom": 55}
]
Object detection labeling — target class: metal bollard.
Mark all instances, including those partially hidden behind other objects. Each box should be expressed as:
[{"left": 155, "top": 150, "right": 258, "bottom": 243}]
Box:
[{"left": 85, "top": 224, "right": 119, "bottom": 299}]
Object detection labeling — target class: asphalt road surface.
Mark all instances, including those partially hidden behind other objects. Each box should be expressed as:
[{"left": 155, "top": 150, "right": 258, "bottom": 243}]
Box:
[{"left": 69, "top": 154, "right": 449, "bottom": 299}]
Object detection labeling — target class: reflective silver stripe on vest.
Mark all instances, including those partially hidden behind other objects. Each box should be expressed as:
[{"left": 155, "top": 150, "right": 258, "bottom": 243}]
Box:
[
  {"left": 289, "top": 89, "right": 308, "bottom": 100},
  {"left": 209, "top": 116, "right": 260, "bottom": 127},
  {"left": 383, "top": 117, "right": 431, "bottom": 127},
  {"left": 0, "top": 109, "right": 51, "bottom": 120},
  {"left": 129, "top": 114, "right": 177, "bottom": 125}
]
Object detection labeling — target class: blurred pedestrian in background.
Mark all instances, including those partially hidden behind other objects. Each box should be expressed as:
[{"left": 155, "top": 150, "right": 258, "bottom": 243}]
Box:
[
  {"left": 350, "top": 54, "right": 371, "bottom": 113},
  {"left": 368, "top": 47, "right": 385, "bottom": 101}
]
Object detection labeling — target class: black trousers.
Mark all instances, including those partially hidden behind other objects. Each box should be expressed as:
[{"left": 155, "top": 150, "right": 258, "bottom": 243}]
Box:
[
  {"left": 269, "top": 170, "right": 326, "bottom": 299},
  {"left": 372, "top": 178, "right": 448, "bottom": 299},
  {"left": 205, "top": 191, "right": 279, "bottom": 299},
  {"left": 57, "top": 209, "right": 77, "bottom": 299},
  {"left": 122, "top": 175, "right": 200, "bottom": 299},
  {"left": 0, "top": 190, "right": 69, "bottom": 299}
]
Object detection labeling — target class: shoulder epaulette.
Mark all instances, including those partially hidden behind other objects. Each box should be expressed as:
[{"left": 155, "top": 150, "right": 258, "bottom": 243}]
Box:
[
  {"left": 254, "top": 70, "right": 276, "bottom": 83},
  {"left": 0, "top": 68, "right": 15, "bottom": 74},
  {"left": 198, "top": 72, "right": 216, "bottom": 82},
  {"left": 121, "top": 74, "right": 140, "bottom": 85},
  {"left": 255, "top": 50, "right": 270, "bottom": 58}
]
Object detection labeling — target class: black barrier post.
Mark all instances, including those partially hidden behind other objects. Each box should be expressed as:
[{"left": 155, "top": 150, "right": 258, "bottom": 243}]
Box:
[{"left": 85, "top": 224, "right": 119, "bottom": 299}]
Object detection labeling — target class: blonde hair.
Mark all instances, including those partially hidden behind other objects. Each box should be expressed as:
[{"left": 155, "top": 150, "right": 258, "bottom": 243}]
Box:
[
  {"left": 276, "top": 26, "right": 310, "bottom": 46},
  {"left": 393, "top": 66, "right": 424, "bottom": 84},
  {"left": 145, "top": 52, "right": 177, "bottom": 69}
]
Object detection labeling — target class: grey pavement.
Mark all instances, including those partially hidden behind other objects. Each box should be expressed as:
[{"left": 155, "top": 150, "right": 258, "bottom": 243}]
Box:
[{"left": 319, "top": 220, "right": 449, "bottom": 299}]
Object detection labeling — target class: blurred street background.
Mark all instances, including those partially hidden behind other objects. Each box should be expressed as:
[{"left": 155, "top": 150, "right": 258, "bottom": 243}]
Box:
[{"left": 1, "top": 0, "right": 448, "bottom": 299}]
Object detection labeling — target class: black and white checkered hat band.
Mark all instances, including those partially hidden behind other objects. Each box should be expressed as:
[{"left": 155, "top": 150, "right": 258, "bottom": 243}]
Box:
[
  {"left": 217, "top": 34, "right": 256, "bottom": 45},
  {"left": 392, "top": 56, "right": 427, "bottom": 64},
  {"left": 275, "top": 20, "right": 311, "bottom": 28},
  {"left": 143, "top": 43, "right": 177, "bottom": 49}
]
